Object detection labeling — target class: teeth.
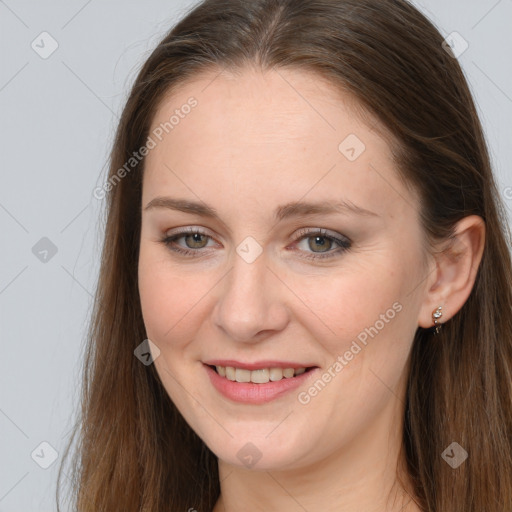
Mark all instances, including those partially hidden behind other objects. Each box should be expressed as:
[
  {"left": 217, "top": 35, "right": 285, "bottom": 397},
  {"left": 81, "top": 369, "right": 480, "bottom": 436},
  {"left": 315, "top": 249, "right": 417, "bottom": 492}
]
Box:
[
  {"left": 249, "top": 368, "right": 269, "bottom": 384},
  {"left": 269, "top": 368, "right": 283, "bottom": 381},
  {"left": 235, "top": 368, "right": 251, "bottom": 383},
  {"left": 225, "top": 366, "right": 235, "bottom": 380},
  {"left": 283, "top": 368, "right": 294, "bottom": 378},
  {"left": 214, "top": 365, "right": 308, "bottom": 383}
]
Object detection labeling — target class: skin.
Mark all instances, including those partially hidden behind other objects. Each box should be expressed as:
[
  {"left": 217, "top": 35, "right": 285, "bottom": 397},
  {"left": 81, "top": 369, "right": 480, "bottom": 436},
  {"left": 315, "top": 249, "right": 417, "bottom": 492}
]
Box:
[{"left": 137, "top": 66, "right": 485, "bottom": 512}]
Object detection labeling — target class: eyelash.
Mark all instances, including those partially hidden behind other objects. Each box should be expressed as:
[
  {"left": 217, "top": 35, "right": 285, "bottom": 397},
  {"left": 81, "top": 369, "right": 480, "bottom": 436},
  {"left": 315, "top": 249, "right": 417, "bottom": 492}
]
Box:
[{"left": 159, "top": 227, "right": 351, "bottom": 261}]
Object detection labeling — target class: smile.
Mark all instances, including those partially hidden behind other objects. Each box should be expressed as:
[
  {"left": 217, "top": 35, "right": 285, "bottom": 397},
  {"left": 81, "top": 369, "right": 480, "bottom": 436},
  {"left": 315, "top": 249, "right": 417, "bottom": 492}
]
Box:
[
  {"left": 204, "top": 363, "right": 319, "bottom": 404},
  {"left": 211, "top": 365, "right": 309, "bottom": 383}
]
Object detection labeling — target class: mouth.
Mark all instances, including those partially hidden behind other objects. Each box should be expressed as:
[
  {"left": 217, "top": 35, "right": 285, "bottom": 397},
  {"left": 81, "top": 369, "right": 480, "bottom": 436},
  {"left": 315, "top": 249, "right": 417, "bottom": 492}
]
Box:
[
  {"left": 203, "top": 362, "right": 320, "bottom": 404},
  {"left": 206, "top": 364, "right": 318, "bottom": 384}
]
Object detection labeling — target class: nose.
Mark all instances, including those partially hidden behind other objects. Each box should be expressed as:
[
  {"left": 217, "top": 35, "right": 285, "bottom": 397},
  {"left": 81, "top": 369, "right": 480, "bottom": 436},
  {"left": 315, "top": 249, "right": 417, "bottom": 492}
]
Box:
[{"left": 212, "top": 251, "right": 289, "bottom": 343}]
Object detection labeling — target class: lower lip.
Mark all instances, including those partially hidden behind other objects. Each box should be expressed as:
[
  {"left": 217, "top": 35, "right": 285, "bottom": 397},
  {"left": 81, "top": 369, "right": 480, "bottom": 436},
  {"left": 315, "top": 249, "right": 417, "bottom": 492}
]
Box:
[{"left": 204, "top": 364, "right": 318, "bottom": 404}]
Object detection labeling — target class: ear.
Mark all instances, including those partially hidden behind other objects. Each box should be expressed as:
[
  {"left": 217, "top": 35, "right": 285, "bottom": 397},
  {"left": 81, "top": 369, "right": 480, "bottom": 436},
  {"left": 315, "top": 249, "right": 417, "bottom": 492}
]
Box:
[{"left": 417, "top": 215, "right": 486, "bottom": 329}]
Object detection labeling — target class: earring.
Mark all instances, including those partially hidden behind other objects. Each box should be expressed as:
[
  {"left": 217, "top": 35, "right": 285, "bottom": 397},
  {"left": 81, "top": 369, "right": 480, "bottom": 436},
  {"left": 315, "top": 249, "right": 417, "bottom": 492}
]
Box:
[{"left": 432, "top": 306, "right": 443, "bottom": 335}]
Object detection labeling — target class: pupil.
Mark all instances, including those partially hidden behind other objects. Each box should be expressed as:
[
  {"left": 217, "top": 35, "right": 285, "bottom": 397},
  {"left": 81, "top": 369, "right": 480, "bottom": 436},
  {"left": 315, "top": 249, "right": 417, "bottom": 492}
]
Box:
[
  {"left": 187, "top": 233, "right": 206, "bottom": 248},
  {"left": 311, "top": 236, "right": 330, "bottom": 252}
]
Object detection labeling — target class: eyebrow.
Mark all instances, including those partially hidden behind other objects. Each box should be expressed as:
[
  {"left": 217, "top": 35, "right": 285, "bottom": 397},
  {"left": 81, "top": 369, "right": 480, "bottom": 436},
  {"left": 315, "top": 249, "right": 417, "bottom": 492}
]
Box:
[{"left": 144, "top": 197, "right": 378, "bottom": 221}]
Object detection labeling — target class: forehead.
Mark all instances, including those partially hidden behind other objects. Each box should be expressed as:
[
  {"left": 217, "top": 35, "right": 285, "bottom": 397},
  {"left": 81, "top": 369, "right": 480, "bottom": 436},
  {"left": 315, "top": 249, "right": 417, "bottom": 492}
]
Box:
[{"left": 143, "top": 67, "right": 415, "bottom": 222}]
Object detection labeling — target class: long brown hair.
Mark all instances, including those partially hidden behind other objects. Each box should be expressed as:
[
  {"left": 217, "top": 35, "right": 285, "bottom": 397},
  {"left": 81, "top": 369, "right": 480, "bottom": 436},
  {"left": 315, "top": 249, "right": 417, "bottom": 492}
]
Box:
[{"left": 57, "top": 1, "right": 512, "bottom": 510}]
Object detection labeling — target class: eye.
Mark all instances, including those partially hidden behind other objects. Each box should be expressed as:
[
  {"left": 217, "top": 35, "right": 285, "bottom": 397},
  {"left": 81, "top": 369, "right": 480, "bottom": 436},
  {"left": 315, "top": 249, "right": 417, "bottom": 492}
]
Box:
[
  {"left": 290, "top": 228, "right": 351, "bottom": 260},
  {"left": 159, "top": 226, "right": 352, "bottom": 261},
  {"left": 160, "top": 227, "right": 217, "bottom": 257}
]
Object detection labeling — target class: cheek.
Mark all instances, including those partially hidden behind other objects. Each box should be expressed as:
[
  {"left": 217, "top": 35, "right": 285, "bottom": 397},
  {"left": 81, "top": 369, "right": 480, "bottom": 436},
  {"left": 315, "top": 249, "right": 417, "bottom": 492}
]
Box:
[
  {"left": 294, "top": 271, "right": 398, "bottom": 336},
  {"left": 287, "top": 259, "right": 418, "bottom": 368},
  {"left": 138, "top": 243, "right": 183, "bottom": 342},
  {"left": 138, "top": 246, "right": 218, "bottom": 349},
  {"left": 289, "top": 269, "right": 417, "bottom": 429}
]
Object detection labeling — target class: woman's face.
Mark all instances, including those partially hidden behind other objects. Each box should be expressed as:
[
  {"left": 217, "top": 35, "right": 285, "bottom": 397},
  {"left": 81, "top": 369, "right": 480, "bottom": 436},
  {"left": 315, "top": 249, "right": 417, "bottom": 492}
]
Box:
[{"left": 138, "top": 67, "right": 432, "bottom": 471}]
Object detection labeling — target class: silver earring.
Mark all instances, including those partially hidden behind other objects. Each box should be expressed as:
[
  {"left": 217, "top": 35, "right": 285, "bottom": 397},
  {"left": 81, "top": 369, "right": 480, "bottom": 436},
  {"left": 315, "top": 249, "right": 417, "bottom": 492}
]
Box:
[{"left": 432, "top": 306, "right": 443, "bottom": 335}]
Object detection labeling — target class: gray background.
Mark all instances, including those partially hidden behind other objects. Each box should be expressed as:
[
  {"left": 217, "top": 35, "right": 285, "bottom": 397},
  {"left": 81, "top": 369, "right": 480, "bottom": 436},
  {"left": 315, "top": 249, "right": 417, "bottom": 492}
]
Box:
[{"left": 0, "top": 0, "right": 511, "bottom": 510}]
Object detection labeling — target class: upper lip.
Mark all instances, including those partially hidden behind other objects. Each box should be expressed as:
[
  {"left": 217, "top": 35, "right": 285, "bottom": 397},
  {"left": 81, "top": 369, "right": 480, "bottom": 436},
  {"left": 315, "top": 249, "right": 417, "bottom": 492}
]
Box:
[{"left": 203, "top": 359, "right": 319, "bottom": 370}]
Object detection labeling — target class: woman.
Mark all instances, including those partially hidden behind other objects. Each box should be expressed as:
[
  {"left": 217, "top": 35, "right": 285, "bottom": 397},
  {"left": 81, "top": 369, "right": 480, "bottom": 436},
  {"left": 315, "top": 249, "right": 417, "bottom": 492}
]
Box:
[{"left": 58, "top": 0, "right": 512, "bottom": 511}]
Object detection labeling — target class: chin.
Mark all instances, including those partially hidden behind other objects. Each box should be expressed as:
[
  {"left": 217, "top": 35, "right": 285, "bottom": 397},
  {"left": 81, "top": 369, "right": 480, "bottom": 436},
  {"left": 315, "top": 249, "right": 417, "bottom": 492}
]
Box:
[{"left": 203, "top": 430, "right": 311, "bottom": 472}]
